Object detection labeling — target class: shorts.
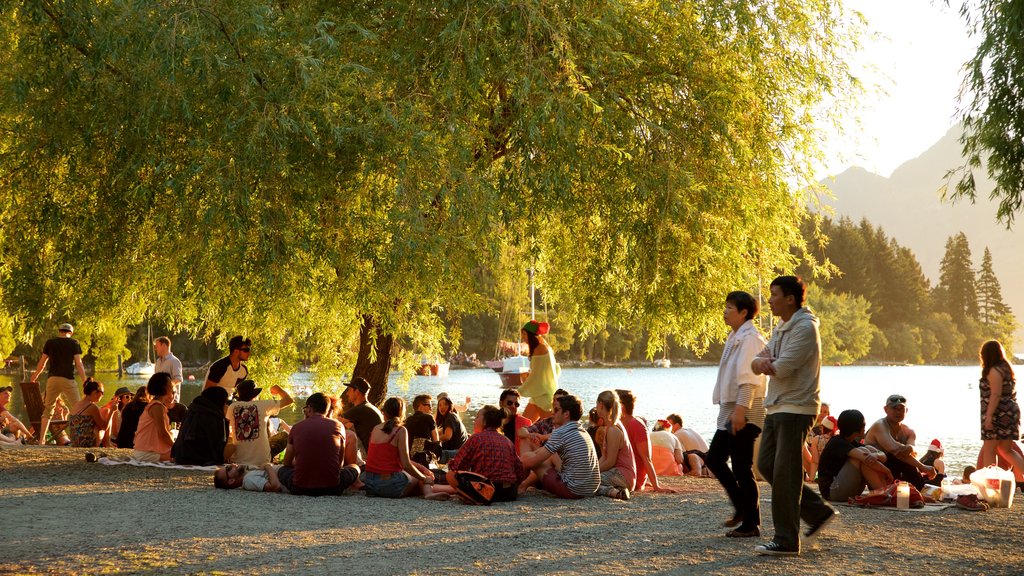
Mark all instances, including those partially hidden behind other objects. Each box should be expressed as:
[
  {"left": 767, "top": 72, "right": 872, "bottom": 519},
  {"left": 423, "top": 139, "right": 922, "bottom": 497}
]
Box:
[
  {"left": 42, "top": 376, "right": 80, "bottom": 421},
  {"left": 361, "top": 470, "right": 412, "bottom": 498},
  {"left": 827, "top": 460, "right": 867, "bottom": 502},
  {"left": 279, "top": 466, "right": 359, "bottom": 496},
  {"left": 540, "top": 467, "right": 586, "bottom": 499}
]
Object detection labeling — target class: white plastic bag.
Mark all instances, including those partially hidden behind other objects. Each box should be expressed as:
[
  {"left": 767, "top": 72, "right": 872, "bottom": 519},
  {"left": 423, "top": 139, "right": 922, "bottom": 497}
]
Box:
[{"left": 969, "top": 465, "right": 1016, "bottom": 508}]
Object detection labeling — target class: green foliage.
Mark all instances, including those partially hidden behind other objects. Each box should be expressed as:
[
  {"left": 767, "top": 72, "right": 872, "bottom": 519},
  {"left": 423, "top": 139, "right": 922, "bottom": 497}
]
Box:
[
  {"left": 948, "top": 0, "right": 1024, "bottom": 224},
  {"left": 937, "top": 232, "right": 978, "bottom": 328},
  {"left": 0, "top": 1, "right": 864, "bottom": 376},
  {"left": 808, "top": 286, "right": 876, "bottom": 365}
]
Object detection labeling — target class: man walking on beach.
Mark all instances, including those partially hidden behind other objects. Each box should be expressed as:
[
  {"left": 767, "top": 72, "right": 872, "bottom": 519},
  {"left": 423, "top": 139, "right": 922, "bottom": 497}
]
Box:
[
  {"left": 31, "top": 323, "right": 88, "bottom": 445},
  {"left": 153, "top": 336, "right": 183, "bottom": 386},
  {"left": 204, "top": 336, "right": 251, "bottom": 393},
  {"left": 751, "top": 276, "right": 835, "bottom": 556},
  {"left": 864, "top": 394, "right": 937, "bottom": 490}
]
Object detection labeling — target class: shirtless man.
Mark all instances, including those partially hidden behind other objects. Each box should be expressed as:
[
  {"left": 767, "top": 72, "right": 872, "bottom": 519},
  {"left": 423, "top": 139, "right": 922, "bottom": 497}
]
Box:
[{"left": 864, "top": 394, "right": 937, "bottom": 490}]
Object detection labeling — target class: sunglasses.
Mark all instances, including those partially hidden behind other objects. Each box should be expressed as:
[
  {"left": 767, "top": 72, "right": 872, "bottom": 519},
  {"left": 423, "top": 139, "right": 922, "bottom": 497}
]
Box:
[{"left": 887, "top": 396, "right": 906, "bottom": 404}]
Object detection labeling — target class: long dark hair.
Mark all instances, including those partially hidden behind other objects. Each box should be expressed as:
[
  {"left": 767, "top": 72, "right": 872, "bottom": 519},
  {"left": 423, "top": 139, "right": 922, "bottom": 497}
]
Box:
[
  {"left": 980, "top": 340, "right": 1014, "bottom": 381},
  {"left": 435, "top": 396, "right": 453, "bottom": 427},
  {"left": 381, "top": 397, "right": 405, "bottom": 434},
  {"left": 524, "top": 330, "right": 541, "bottom": 356}
]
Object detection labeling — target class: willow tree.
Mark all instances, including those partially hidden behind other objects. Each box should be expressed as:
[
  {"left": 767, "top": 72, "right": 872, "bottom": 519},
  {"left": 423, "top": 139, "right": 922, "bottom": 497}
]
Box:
[{"left": 0, "top": 0, "right": 861, "bottom": 398}]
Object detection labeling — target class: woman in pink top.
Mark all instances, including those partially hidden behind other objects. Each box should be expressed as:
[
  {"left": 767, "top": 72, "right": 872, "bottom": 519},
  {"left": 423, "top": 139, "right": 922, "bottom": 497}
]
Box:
[
  {"left": 132, "top": 373, "right": 175, "bottom": 462},
  {"left": 360, "top": 397, "right": 456, "bottom": 499},
  {"left": 594, "top": 390, "right": 636, "bottom": 500}
]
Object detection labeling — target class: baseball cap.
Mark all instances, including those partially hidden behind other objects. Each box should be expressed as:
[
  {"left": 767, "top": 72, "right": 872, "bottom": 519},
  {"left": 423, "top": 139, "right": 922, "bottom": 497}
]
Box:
[
  {"left": 885, "top": 394, "right": 907, "bottom": 407},
  {"left": 114, "top": 387, "right": 132, "bottom": 397},
  {"left": 59, "top": 323, "right": 74, "bottom": 333},
  {"left": 344, "top": 377, "right": 371, "bottom": 395}
]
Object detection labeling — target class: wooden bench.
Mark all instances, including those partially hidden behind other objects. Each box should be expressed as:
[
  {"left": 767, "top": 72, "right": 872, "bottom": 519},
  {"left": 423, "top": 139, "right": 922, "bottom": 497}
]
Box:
[{"left": 20, "top": 381, "right": 68, "bottom": 439}]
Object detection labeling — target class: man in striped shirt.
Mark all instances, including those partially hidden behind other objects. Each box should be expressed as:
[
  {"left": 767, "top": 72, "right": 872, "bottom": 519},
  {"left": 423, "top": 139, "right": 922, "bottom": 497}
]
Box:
[{"left": 521, "top": 394, "right": 600, "bottom": 499}]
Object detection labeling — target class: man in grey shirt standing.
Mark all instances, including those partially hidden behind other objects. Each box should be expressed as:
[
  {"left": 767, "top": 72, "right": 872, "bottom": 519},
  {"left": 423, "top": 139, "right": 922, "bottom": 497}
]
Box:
[
  {"left": 153, "top": 336, "right": 183, "bottom": 386},
  {"left": 751, "top": 276, "right": 835, "bottom": 556}
]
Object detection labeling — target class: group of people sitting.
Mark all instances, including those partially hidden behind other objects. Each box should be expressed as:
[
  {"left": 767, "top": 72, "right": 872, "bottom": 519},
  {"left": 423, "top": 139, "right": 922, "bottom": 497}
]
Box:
[{"left": 207, "top": 378, "right": 714, "bottom": 502}]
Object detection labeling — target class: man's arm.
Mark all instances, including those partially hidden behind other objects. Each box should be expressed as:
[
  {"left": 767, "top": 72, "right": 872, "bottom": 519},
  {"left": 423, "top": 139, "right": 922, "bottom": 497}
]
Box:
[
  {"left": 169, "top": 357, "right": 183, "bottom": 386},
  {"left": 262, "top": 463, "right": 283, "bottom": 492},
  {"left": 74, "top": 355, "right": 87, "bottom": 384},
  {"left": 865, "top": 420, "right": 906, "bottom": 455},
  {"left": 30, "top": 354, "right": 49, "bottom": 382},
  {"left": 766, "top": 322, "right": 818, "bottom": 380},
  {"left": 271, "top": 385, "right": 293, "bottom": 410},
  {"left": 282, "top": 442, "right": 294, "bottom": 467},
  {"left": 520, "top": 445, "right": 554, "bottom": 469}
]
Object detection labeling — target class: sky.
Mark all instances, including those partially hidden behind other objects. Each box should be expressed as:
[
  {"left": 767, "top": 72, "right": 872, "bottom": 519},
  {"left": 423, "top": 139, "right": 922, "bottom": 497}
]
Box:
[{"left": 819, "top": 0, "right": 979, "bottom": 178}]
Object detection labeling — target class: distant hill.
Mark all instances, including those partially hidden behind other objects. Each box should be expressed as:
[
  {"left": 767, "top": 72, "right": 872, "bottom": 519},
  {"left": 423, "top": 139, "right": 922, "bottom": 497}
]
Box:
[{"left": 820, "top": 125, "right": 1023, "bottom": 340}]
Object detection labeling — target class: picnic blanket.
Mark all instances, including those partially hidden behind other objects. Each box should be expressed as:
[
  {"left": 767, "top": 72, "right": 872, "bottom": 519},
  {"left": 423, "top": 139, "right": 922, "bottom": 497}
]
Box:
[
  {"left": 97, "top": 456, "right": 219, "bottom": 471},
  {"left": 841, "top": 501, "right": 956, "bottom": 513}
]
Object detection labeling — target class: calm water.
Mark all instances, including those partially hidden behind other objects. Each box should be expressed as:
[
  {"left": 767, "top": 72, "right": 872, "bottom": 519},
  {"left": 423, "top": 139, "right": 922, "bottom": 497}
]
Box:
[{"left": 2, "top": 365, "right": 994, "bottom": 474}]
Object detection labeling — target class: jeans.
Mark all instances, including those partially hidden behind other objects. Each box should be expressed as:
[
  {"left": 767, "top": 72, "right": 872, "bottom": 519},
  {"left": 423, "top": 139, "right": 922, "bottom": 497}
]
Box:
[
  {"left": 757, "top": 412, "right": 834, "bottom": 550},
  {"left": 705, "top": 423, "right": 762, "bottom": 530}
]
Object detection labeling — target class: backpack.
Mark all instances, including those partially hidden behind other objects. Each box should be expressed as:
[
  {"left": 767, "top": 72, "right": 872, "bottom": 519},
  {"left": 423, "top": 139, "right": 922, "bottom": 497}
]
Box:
[
  {"left": 451, "top": 471, "right": 496, "bottom": 505},
  {"left": 849, "top": 481, "right": 924, "bottom": 508}
]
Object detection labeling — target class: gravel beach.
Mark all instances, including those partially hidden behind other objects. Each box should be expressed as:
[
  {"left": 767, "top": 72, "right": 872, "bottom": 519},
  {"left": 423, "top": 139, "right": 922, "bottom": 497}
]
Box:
[{"left": 2, "top": 445, "right": 1022, "bottom": 575}]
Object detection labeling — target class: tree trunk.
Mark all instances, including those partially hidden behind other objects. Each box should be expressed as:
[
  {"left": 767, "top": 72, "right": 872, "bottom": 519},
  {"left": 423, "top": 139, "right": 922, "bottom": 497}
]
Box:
[{"left": 351, "top": 314, "right": 393, "bottom": 407}]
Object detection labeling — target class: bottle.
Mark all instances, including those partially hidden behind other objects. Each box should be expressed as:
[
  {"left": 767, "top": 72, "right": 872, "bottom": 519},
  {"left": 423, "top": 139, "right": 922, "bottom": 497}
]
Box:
[{"left": 896, "top": 481, "right": 911, "bottom": 509}]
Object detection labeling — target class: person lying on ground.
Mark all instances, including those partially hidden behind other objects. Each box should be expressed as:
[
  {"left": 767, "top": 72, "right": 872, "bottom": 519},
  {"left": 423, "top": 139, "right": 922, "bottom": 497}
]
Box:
[
  {"left": 214, "top": 462, "right": 290, "bottom": 493},
  {"left": 447, "top": 405, "right": 527, "bottom": 503},
  {"left": 68, "top": 379, "right": 118, "bottom": 448},
  {"left": 360, "top": 397, "right": 455, "bottom": 500},
  {"left": 173, "top": 386, "right": 230, "bottom": 466},
  {"left": 521, "top": 394, "right": 601, "bottom": 499},
  {"left": 864, "top": 394, "right": 937, "bottom": 490},
  {"left": 817, "top": 409, "right": 894, "bottom": 502}
]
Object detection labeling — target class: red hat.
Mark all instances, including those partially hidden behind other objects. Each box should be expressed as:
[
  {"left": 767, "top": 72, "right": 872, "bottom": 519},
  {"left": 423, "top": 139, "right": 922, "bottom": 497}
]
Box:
[
  {"left": 822, "top": 415, "right": 837, "bottom": 433},
  {"left": 928, "top": 439, "right": 943, "bottom": 453},
  {"left": 522, "top": 320, "right": 550, "bottom": 335}
]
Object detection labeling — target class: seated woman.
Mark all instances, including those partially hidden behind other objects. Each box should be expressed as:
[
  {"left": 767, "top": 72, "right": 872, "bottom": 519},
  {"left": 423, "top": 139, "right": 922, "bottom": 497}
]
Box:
[
  {"left": 650, "top": 420, "right": 685, "bottom": 477},
  {"left": 116, "top": 387, "right": 150, "bottom": 449},
  {"left": 68, "top": 379, "right": 118, "bottom": 447},
  {"left": 435, "top": 394, "right": 468, "bottom": 462},
  {"left": 172, "top": 387, "right": 230, "bottom": 465},
  {"left": 594, "top": 390, "right": 636, "bottom": 500},
  {"left": 132, "top": 373, "right": 175, "bottom": 462},
  {"left": 920, "top": 439, "right": 946, "bottom": 477},
  {"left": 360, "top": 397, "right": 456, "bottom": 500},
  {"left": 817, "top": 409, "right": 894, "bottom": 502},
  {"left": 108, "top": 387, "right": 135, "bottom": 446},
  {"left": 0, "top": 386, "right": 35, "bottom": 442},
  {"left": 447, "top": 405, "right": 527, "bottom": 502}
]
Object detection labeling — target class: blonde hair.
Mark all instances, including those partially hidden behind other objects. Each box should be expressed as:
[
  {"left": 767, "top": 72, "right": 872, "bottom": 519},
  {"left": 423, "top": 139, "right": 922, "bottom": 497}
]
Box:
[{"left": 596, "top": 390, "right": 621, "bottom": 425}]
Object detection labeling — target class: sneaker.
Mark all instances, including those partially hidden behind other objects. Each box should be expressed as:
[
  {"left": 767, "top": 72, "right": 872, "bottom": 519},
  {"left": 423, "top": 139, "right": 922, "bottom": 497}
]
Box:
[
  {"left": 726, "top": 527, "right": 760, "bottom": 538},
  {"left": 611, "top": 487, "right": 631, "bottom": 501},
  {"left": 85, "top": 452, "right": 97, "bottom": 463},
  {"left": 803, "top": 509, "right": 837, "bottom": 546},
  {"left": 754, "top": 542, "right": 799, "bottom": 556},
  {"left": 956, "top": 494, "right": 988, "bottom": 511}
]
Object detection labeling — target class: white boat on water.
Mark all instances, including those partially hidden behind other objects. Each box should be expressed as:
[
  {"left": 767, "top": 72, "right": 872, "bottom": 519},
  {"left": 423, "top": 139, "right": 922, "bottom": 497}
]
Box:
[
  {"left": 653, "top": 358, "right": 671, "bottom": 368},
  {"left": 125, "top": 361, "right": 155, "bottom": 376}
]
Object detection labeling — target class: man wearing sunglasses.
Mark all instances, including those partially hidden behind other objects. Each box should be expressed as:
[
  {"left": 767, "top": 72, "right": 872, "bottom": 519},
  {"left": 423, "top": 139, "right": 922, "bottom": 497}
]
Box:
[
  {"left": 203, "top": 335, "right": 252, "bottom": 393},
  {"left": 497, "top": 389, "right": 532, "bottom": 456},
  {"left": 864, "top": 394, "right": 938, "bottom": 490}
]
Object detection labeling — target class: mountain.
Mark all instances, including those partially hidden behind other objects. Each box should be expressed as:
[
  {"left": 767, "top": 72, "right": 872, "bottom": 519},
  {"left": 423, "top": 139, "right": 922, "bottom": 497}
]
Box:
[{"left": 820, "top": 125, "right": 1023, "bottom": 336}]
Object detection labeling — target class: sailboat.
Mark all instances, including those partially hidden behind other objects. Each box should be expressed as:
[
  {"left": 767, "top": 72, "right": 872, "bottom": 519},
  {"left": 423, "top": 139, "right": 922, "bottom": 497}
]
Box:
[{"left": 125, "top": 321, "right": 156, "bottom": 376}]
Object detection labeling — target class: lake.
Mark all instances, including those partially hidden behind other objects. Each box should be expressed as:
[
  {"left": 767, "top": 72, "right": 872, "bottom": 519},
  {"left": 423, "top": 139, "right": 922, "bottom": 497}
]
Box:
[{"left": 2, "top": 365, "right": 994, "bottom": 475}]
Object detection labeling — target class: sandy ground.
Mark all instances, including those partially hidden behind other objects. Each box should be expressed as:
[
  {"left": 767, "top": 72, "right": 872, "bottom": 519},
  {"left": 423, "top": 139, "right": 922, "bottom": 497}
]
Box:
[{"left": 2, "top": 445, "right": 1023, "bottom": 576}]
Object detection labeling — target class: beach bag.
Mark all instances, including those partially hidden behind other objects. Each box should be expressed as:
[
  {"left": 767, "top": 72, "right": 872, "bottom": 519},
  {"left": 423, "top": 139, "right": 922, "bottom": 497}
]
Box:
[
  {"left": 849, "top": 481, "right": 924, "bottom": 508},
  {"left": 451, "top": 471, "right": 496, "bottom": 505},
  {"left": 969, "top": 465, "right": 1016, "bottom": 507}
]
